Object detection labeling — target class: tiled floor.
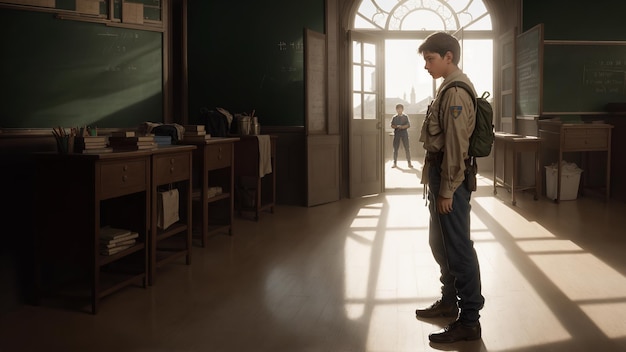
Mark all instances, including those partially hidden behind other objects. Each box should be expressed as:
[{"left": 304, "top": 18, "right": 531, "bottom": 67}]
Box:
[{"left": 1, "top": 167, "right": 625, "bottom": 351}]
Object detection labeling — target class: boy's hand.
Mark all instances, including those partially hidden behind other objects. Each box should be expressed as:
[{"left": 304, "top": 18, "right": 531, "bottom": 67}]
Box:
[{"left": 437, "top": 196, "right": 453, "bottom": 214}]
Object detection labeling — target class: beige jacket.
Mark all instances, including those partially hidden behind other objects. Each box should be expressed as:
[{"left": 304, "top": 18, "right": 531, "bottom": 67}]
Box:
[{"left": 419, "top": 70, "right": 476, "bottom": 198}]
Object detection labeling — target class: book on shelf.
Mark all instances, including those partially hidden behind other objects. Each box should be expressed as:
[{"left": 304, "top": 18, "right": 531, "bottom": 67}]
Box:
[
  {"left": 110, "top": 143, "right": 158, "bottom": 151},
  {"left": 101, "top": 238, "right": 136, "bottom": 249},
  {"left": 184, "top": 130, "right": 207, "bottom": 136},
  {"left": 108, "top": 136, "right": 156, "bottom": 143},
  {"left": 183, "top": 134, "right": 211, "bottom": 141},
  {"left": 78, "top": 142, "right": 108, "bottom": 149},
  {"left": 80, "top": 147, "right": 113, "bottom": 154},
  {"left": 100, "top": 243, "right": 134, "bottom": 256},
  {"left": 75, "top": 136, "right": 107, "bottom": 144},
  {"left": 154, "top": 136, "right": 172, "bottom": 145},
  {"left": 110, "top": 131, "right": 138, "bottom": 137},
  {"left": 100, "top": 232, "right": 139, "bottom": 245},
  {"left": 183, "top": 125, "right": 205, "bottom": 132},
  {"left": 100, "top": 226, "right": 132, "bottom": 240}
]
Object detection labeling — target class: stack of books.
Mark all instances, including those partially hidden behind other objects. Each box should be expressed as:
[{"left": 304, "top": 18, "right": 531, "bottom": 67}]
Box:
[
  {"left": 108, "top": 132, "right": 157, "bottom": 151},
  {"left": 74, "top": 136, "right": 112, "bottom": 154},
  {"left": 183, "top": 125, "right": 211, "bottom": 142},
  {"left": 154, "top": 135, "right": 172, "bottom": 146},
  {"left": 99, "top": 226, "right": 139, "bottom": 256}
]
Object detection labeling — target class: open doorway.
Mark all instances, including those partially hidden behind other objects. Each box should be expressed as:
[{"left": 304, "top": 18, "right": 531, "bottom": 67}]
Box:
[{"left": 383, "top": 39, "right": 432, "bottom": 191}]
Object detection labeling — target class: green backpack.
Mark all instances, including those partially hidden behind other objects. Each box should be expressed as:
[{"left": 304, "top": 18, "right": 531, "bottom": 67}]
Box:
[{"left": 440, "top": 81, "right": 495, "bottom": 158}]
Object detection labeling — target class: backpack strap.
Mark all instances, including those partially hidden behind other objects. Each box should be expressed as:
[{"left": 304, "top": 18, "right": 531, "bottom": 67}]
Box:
[{"left": 437, "top": 81, "right": 478, "bottom": 164}]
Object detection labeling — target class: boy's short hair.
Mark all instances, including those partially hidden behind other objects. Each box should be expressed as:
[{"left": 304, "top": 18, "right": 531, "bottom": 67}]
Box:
[
  {"left": 396, "top": 104, "right": 404, "bottom": 109},
  {"left": 418, "top": 32, "right": 461, "bottom": 66}
]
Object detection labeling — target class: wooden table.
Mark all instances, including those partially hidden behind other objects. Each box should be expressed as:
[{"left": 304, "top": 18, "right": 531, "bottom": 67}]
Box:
[
  {"left": 34, "top": 150, "right": 152, "bottom": 314},
  {"left": 493, "top": 132, "right": 542, "bottom": 205},
  {"left": 234, "top": 135, "right": 277, "bottom": 221},
  {"left": 180, "top": 138, "right": 239, "bottom": 247}
]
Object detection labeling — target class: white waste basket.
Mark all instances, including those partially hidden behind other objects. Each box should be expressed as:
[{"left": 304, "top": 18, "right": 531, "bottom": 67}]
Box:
[{"left": 545, "top": 162, "right": 583, "bottom": 200}]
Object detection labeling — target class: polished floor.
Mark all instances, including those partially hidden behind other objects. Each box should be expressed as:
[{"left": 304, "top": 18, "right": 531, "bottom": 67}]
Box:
[{"left": 1, "top": 164, "right": 625, "bottom": 351}]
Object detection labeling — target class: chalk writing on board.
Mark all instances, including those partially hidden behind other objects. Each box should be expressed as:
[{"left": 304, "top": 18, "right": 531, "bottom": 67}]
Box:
[
  {"left": 583, "top": 59, "right": 626, "bottom": 94},
  {"left": 276, "top": 40, "right": 304, "bottom": 52}
]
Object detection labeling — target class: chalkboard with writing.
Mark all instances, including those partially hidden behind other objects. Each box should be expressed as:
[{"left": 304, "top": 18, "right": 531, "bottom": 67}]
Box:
[
  {"left": 186, "top": 0, "right": 324, "bottom": 127},
  {"left": 543, "top": 42, "right": 626, "bottom": 114},
  {"left": 0, "top": 9, "right": 163, "bottom": 129},
  {"left": 516, "top": 24, "right": 542, "bottom": 118}
]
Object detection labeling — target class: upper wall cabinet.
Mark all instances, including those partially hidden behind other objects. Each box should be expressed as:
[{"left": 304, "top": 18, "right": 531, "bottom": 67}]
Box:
[{"left": 0, "top": 0, "right": 164, "bottom": 31}]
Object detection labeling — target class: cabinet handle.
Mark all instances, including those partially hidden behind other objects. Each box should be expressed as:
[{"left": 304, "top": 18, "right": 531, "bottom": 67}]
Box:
[
  {"left": 170, "top": 158, "right": 175, "bottom": 164},
  {"left": 170, "top": 167, "right": 175, "bottom": 173},
  {"left": 123, "top": 165, "right": 128, "bottom": 171},
  {"left": 122, "top": 175, "right": 128, "bottom": 182}
]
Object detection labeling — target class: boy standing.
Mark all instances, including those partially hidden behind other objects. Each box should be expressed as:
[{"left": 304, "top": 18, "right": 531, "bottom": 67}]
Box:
[
  {"left": 390, "top": 103, "right": 412, "bottom": 168},
  {"left": 415, "top": 32, "right": 484, "bottom": 343}
]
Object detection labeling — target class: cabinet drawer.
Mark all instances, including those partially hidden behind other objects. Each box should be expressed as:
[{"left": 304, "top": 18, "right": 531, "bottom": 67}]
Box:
[
  {"left": 205, "top": 144, "right": 232, "bottom": 170},
  {"left": 100, "top": 159, "right": 148, "bottom": 199},
  {"left": 563, "top": 128, "right": 609, "bottom": 150},
  {"left": 154, "top": 153, "right": 191, "bottom": 184}
]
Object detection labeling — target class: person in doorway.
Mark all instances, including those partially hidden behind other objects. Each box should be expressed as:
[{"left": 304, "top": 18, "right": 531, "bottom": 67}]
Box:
[
  {"left": 415, "top": 32, "right": 484, "bottom": 343},
  {"left": 390, "top": 103, "right": 412, "bottom": 168}
]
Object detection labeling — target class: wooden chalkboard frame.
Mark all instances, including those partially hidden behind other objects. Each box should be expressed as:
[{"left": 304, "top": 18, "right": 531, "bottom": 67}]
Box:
[{"left": 516, "top": 24, "right": 543, "bottom": 119}]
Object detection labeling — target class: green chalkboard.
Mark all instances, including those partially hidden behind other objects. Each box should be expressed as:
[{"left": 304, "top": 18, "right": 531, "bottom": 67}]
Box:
[
  {"left": 543, "top": 43, "right": 626, "bottom": 114},
  {"left": 0, "top": 9, "right": 163, "bottom": 129},
  {"left": 186, "top": 0, "right": 324, "bottom": 127},
  {"left": 516, "top": 24, "right": 542, "bottom": 118}
]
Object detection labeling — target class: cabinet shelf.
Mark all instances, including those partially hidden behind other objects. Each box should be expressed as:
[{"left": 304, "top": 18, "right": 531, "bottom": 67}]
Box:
[
  {"left": 150, "top": 145, "right": 195, "bottom": 285},
  {"left": 155, "top": 222, "right": 188, "bottom": 242},
  {"left": 192, "top": 190, "right": 231, "bottom": 204},
  {"left": 99, "top": 242, "right": 145, "bottom": 266}
]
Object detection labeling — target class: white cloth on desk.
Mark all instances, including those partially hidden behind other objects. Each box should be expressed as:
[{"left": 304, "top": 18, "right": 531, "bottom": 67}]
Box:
[{"left": 257, "top": 135, "right": 272, "bottom": 177}]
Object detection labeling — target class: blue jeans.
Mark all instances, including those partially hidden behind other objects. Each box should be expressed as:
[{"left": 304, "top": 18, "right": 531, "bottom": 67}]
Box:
[{"left": 427, "top": 162, "right": 484, "bottom": 323}]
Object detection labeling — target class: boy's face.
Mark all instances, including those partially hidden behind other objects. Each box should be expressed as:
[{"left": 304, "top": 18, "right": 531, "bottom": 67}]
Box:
[
  {"left": 396, "top": 107, "right": 403, "bottom": 114},
  {"left": 422, "top": 50, "right": 452, "bottom": 79}
]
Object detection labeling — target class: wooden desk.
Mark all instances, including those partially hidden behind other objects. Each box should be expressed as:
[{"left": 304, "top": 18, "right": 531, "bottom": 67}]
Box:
[
  {"left": 234, "top": 135, "right": 277, "bottom": 221},
  {"left": 538, "top": 120, "right": 613, "bottom": 202},
  {"left": 493, "top": 133, "right": 541, "bottom": 205},
  {"left": 180, "top": 138, "right": 239, "bottom": 247},
  {"left": 34, "top": 150, "right": 152, "bottom": 314},
  {"left": 149, "top": 145, "right": 195, "bottom": 285}
]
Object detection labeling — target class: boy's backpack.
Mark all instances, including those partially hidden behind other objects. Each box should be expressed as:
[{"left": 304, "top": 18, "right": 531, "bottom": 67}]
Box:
[{"left": 440, "top": 81, "right": 494, "bottom": 158}]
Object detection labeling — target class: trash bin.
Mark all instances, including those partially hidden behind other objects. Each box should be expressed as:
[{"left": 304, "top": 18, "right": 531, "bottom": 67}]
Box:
[{"left": 545, "top": 161, "right": 583, "bottom": 200}]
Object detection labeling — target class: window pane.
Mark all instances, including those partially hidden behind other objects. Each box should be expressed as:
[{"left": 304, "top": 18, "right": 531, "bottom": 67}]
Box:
[
  {"left": 363, "top": 94, "right": 376, "bottom": 120},
  {"left": 353, "top": 93, "right": 362, "bottom": 119},
  {"left": 353, "top": 41, "right": 362, "bottom": 63},
  {"left": 363, "top": 43, "right": 376, "bottom": 65},
  {"left": 353, "top": 65, "right": 362, "bottom": 91},
  {"left": 363, "top": 66, "right": 376, "bottom": 92}
]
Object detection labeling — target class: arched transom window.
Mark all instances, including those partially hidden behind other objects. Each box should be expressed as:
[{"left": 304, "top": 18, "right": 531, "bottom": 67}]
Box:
[{"left": 354, "top": 0, "right": 492, "bottom": 31}]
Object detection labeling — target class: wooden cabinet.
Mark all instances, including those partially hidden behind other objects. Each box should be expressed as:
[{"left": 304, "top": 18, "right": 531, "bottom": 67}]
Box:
[
  {"left": 538, "top": 120, "right": 613, "bottom": 202},
  {"left": 234, "top": 135, "right": 277, "bottom": 221},
  {"left": 180, "top": 138, "right": 239, "bottom": 247},
  {"left": 34, "top": 150, "right": 152, "bottom": 314},
  {"left": 150, "top": 145, "right": 195, "bottom": 285}
]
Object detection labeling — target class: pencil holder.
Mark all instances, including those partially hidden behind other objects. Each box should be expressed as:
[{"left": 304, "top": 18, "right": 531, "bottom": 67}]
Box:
[{"left": 55, "top": 136, "right": 75, "bottom": 154}]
